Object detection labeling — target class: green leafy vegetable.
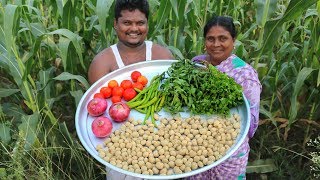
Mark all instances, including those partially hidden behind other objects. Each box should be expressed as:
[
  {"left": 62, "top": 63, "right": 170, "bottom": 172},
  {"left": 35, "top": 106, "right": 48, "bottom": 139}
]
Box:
[{"left": 160, "top": 59, "right": 243, "bottom": 116}]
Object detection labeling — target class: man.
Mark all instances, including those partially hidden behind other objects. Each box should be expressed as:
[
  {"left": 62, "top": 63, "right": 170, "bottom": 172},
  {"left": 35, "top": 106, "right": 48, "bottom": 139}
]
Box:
[
  {"left": 89, "top": 1, "right": 172, "bottom": 179},
  {"left": 88, "top": 0, "right": 173, "bottom": 84}
]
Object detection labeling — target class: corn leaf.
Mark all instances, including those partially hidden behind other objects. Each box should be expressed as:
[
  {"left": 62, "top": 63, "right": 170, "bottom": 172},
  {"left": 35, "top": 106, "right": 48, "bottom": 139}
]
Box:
[
  {"left": 0, "top": 123, "right": 11, "bottom": 144},
  {"left": 0, "top": 54, "right": 22, "bottom": 85},
  {"left": 58, "top": 122, "right": 74, "bottom": 146},
  {"left": 55, "top": 0, "right": 64, "bottom": 17},
  {"left": 247, "top": 159, "right": 277, "bottom": 173},
  {"left": 150, "top": 0, "right": 171, "bottom": 36},
  {"left": 2, "top": 5, "right": 23, "bottom": 83},
  {"left": 57, "top": 37, "right": 71, "bottom": 72},
  {"left": 318, "top": 69, "right": 320, "bottom": 87},
  {"left": 167, "top": 46, "right": 184, "bottom": 60},
  {"left": 186, "top": 2, "right": 198, "bottom": 30},
  {"left": 38, "top": 68, "right": 55, "bottom": 100},
  {"left": 62, "top": 0, "right": 76, "bottom": 31},
  {"left": 48, "top": 29, "right": 85, "bottom": 71},
  {"left": 18, "top": 113, "right": 39, "bottom": 150},
  {"left": 148, "top": 0, "right": 160, "bottom": 12},
  {"left": 70, "top": 90, "right": 84, "bottom": 107},
  {"left": 0, "top": 88, "right": 20, "bottom": 98},
  {"left": 96, "top": 0, "right": 114, "bottom": 41},
  {"left": 54, "top": 72, "right": 89, "bottom": 90},
  {"left": 255, "top": 0, "right": 277, "bottom": 27},
  {"left": 4, "top": 4, "right": 19, "bottom": 58},
  {"left": 0, "top": 25, "right": 6, "bottom": 53},
  {"left": 169, "top": 0, "right": 179, "bottom": 21},
  {"left": 28, "top": 22, "right": 46, "bottom": 37},
  {"left": 289, "top": 67, "right": 314, "bottom": 125},
  {"left": 259, "top": 101, "right": 276, "bottom": 125},
  {"left": 1, "top": 103, "right": 25, "bottom": 121},
  {"left": 253, "top": 0, "right": 319, "bottom": 57},
  {"left": 0, "top": 168, "right": 7, "bottom": 178}
]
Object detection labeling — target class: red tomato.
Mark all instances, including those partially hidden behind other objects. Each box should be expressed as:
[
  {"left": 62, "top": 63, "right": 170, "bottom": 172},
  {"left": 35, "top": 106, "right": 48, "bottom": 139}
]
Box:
[
  {"left": 93, "top": 93, "right": 105, "bottom": 99},
  {"left": 120, "top": 80, "right": 133, "bottom": 90},
  {"left": 108, "top": 80, "right": 118, "bottom": 88},
  {"left": 100, "top": 86, "right": 112, "bottom": 98},
  {"left": 111, "top": 95, "right": 122, "bottom": 103},
  {"left": 132, "top": 82, "right": 144, "bottom": 91},
  {"left": 123, "top": 88, "right": 137, "bottom": 101},
  {"left": 131, "top": 71, "right": 142, "bottom": 82},
  {"left": 137, "top": 75, "right": 148, "bottom": 86},
  {"left": 112, "top": 86, "right": 124, "bottom": 97}
]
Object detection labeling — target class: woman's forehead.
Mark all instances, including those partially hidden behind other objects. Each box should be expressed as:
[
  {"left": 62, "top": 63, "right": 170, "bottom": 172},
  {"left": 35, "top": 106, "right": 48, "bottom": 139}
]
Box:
[{"left": 206, "top": 26, "right": 231, "bottom": 36}]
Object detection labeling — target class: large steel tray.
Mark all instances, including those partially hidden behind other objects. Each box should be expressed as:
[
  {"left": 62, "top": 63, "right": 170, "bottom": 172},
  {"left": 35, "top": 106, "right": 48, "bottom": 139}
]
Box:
[{"left": 75, "top": 60, "right": 250, "bottom": 179}]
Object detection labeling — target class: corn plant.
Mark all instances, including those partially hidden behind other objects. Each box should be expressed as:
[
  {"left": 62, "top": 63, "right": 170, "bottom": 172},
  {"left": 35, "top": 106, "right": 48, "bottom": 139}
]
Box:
[{"left": 0, "top": 1, "right": 100, "bottom": 179}]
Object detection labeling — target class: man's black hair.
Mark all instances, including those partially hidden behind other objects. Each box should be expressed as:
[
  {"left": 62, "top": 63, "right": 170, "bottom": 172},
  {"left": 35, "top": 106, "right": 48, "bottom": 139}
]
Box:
[{"left": 115, "top": 0, "right": 149, "bottom": 21}]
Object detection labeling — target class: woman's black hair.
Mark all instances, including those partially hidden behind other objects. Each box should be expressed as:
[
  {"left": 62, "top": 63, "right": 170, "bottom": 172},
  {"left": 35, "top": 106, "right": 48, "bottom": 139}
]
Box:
[
  {"left": 203, "top": 16, "right": 237, "bottom": 39},
  {"left": 114, "top": 0, "right": 149, "bottom": 21}
]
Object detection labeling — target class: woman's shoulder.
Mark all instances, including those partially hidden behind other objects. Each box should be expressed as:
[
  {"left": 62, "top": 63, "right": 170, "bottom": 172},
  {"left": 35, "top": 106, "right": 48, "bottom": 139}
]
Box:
[
  {"left": 228, "top": 55, "right": 257, "bottom": 73},
  {"left": 220, "top": 55, "right": 261, "bottom": 84}
]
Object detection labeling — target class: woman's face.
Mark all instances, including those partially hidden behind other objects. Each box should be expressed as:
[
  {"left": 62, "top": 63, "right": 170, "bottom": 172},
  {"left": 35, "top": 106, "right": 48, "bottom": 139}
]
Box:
[
  {"left": 205, "top": 26, "right": 235, "bottom": 65},
  {"left": 114, "top": 9, "right": 148, "bottom": 47}
]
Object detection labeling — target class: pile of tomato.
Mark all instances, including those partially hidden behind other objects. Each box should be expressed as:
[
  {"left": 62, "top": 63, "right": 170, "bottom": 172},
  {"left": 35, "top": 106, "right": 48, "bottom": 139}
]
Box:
[{"left": 93, "top": 71, "right": 148, "bottom": 103}]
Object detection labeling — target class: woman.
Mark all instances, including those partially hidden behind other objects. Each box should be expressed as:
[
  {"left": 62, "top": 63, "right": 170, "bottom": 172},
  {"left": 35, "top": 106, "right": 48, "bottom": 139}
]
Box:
[{"left": 188, "top": 16, "right": 262, "bottom": 179}]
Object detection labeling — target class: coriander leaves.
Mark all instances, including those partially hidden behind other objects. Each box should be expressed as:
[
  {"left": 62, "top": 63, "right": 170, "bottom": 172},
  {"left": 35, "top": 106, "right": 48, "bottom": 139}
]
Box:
[{"left": 160, "top": 59, "right": 243, "bottom": 116}]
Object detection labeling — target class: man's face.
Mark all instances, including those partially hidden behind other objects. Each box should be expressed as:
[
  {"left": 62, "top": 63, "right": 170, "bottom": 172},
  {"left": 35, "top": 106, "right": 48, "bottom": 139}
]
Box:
[{"left": 114, "top": 9, "right": 148, "bottom": 48}]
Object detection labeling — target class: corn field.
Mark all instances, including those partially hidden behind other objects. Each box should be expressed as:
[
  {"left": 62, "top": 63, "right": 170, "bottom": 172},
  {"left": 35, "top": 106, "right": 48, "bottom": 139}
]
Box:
[{"left": 0, "top": 0, "right": 319, "bottom": 179}]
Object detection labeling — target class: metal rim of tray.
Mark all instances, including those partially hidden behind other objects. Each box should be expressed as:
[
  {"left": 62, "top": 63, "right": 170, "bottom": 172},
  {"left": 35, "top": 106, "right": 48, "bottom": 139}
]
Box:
[{"left": 75, "top": 60, "right": 250, "bottom": 180}]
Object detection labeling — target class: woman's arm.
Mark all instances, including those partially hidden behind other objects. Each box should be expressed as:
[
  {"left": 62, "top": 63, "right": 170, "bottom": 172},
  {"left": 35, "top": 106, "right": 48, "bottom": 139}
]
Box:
[{"left": 240, "top": 78, "right": 261, "bottom": 138}]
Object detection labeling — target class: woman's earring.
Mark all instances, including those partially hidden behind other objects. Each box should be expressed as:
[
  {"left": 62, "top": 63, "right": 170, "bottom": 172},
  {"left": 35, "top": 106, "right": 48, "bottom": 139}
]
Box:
[{"left": 204, "top": 47, "right": 206, "bottom": 51}]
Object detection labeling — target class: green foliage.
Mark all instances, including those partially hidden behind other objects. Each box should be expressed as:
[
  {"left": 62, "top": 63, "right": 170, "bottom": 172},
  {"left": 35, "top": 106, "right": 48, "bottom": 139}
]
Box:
[
  {"left": 53, "top": 72, "right": 89, "bottom": 90},
  {"left": 0, "top": 88, "right": 19, "bottom": 98},
  {"left": 161, "top": 59, "right": 243, "bottom": 116},
  {"left": 308, "top": 136, "right": 320, "bottom": 178},
  {"left": 252, "top": 0, "right": 320, "bottom": 67},
  {"left": 0, "top": 0, "right": 319, "bottom": 179},
  {"left": 247, "top": 159, "right": 277, "bottom": 173},
  {"left": 0, "top": 123, "right": 11, "bottom": 144}
]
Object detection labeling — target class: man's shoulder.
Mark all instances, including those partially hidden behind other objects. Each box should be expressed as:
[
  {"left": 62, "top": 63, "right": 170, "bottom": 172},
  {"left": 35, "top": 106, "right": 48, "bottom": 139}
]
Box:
[
  {"left": 151, "top": 43, "right": 174, "bottom": 59},
  {"left": 90, "top": 47, "right": 116, "bottom": 70},
  {"left": 94, "top": 47, "right": 114, "bottom": 61}
]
